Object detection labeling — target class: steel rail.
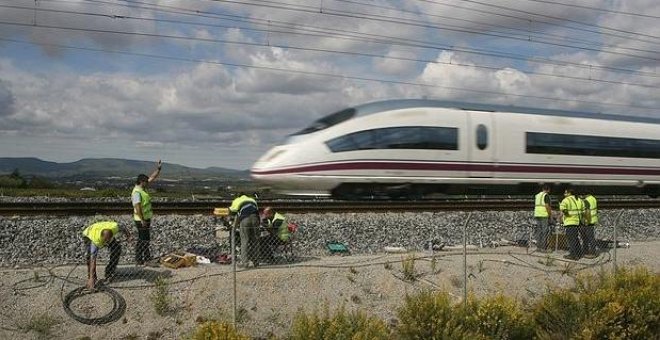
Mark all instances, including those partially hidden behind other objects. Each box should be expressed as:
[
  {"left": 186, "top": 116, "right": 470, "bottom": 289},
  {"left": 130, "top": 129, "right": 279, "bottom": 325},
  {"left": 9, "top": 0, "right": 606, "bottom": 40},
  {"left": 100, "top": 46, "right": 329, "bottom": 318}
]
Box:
[{"left": 0, "top": 198, "right": 658, "bottom": 216}]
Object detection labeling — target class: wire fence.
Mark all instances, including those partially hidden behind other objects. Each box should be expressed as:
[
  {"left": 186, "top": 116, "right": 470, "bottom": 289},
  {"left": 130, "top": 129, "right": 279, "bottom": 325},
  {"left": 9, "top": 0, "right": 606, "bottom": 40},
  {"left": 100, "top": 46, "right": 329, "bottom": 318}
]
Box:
[{"left": 0, "top": 208, "right": 656, "bottom": 339}]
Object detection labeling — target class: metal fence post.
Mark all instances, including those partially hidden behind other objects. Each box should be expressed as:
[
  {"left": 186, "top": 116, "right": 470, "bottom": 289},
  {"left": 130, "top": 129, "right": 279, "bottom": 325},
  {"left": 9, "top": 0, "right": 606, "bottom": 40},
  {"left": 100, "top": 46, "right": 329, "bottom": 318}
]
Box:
[
  {"left": 463, "top": 212, "right": 472, "bottom": 306},
  {"left": 612, "top": 211, "right": 624, "bottom": 274},
  {"left": 231, "top": 218, "right": 237, "bottom": 327}
]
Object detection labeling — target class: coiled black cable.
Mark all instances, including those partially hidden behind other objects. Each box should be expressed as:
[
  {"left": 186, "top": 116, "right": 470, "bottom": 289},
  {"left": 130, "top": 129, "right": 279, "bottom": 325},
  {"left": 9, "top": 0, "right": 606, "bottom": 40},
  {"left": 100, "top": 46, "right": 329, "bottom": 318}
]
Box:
[{"left": 62, "top": 285, "right": 126, "bottom": 325}]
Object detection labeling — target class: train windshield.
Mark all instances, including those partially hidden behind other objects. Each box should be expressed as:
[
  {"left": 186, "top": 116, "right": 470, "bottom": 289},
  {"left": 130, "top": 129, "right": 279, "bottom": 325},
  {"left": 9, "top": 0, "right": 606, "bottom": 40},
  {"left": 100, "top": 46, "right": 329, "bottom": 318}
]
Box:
[{"left": 290, "top": 108, "right": 356, "bottom": 136}]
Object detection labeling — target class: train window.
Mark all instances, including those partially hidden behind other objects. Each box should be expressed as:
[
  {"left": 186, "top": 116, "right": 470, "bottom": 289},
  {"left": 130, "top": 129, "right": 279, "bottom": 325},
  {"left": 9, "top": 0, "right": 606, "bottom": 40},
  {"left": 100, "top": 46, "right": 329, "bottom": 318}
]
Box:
[
  {"left": 326, "top": 126, "right": 458, "bottom": 152},
  {"left": 526, "top": 132, "right": 660, "bottom": 158},
  {"left": 476, "top": 124, "right": 488, "bottom": 150},
  {"left": 290, "top": 108, "right": 356, "bottom": 136}
]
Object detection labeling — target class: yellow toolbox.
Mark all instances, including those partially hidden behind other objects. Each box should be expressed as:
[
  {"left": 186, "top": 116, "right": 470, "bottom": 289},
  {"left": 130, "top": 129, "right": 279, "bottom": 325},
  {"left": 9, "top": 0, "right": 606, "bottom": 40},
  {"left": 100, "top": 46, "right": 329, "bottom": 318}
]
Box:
[{"left": 213, "top": 208, "right": 229, "bottom": 216}]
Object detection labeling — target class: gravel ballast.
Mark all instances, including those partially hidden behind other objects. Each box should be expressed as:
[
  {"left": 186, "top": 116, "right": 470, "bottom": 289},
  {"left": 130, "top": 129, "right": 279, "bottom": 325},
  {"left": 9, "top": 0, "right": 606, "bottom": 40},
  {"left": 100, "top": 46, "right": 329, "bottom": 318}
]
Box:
[{"left": 1, "top": 209, "right": 658, "bottom": 267}]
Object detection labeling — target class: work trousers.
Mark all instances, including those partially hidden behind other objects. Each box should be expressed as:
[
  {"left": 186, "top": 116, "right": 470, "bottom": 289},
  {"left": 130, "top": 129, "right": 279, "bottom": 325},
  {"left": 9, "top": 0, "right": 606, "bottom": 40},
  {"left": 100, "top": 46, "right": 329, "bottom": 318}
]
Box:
[
  {"left": 564, "top": 225, "right": 581, "bottom": 258},
  {"left": 534, "top": 217, "right": 552, "bottom": 250},
  {"left": 85, "top": 237, "right": 121, "bottom": 279},
  {"left": 239, "top": 214, "right": 260, "bottom": 266},
  {"left": 579, "top": 224, "right": 597, "bottom": 255},
  {"left": 134, "top": 220, "right": 151, "bottom": 264}
]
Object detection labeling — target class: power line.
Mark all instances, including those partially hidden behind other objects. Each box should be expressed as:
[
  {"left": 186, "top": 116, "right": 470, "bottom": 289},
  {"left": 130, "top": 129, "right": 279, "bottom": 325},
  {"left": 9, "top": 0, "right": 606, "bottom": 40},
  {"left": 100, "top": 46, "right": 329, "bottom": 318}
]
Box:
[
  {"left": 422, "top": 0, "right": 660, "bottom": 40},
  {"left": 508, "top": 0, "right": 660, "bottom": 19},
  {"left": 65, "top": 0, "right": 659, "bottom": 77},
  {"left": 209, "top": 0, "right": 660, "bottom": 60},
  {"left": 413, "top": 0, "right": 660, "bottom": 49},
  {"left": 1, "top": 5, "right": 656, "bottom": 89},
  {"left": 1, "top": 35, "right": 657, "bottom": 111},
  {"left": 332, "top": 0, "right": 657, "bottom": 53},
  {"left": 243, "top": 0, "right": 660, "bottom": 44}
]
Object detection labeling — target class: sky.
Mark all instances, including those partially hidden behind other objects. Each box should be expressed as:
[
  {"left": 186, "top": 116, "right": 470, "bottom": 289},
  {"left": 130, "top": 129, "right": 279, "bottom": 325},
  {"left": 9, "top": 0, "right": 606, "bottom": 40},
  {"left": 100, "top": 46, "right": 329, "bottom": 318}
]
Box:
[{"left": 0, "top": 0, "right": 658, "bottom": 170}]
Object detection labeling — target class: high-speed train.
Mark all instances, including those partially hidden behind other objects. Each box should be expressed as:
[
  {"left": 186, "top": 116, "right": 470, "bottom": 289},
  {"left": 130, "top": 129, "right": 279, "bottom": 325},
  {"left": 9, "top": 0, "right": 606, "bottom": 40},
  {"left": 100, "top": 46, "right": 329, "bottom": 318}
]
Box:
[{"left": 251, "top": 100, "right": 660, "bottom": 198}]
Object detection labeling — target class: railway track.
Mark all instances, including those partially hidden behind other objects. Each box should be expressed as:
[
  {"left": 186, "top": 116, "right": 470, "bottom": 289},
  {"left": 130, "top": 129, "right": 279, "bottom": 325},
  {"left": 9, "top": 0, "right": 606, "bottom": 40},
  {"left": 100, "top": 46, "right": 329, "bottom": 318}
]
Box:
[{"left": 1, "top": 198, "right": 659, "bottom": 216}]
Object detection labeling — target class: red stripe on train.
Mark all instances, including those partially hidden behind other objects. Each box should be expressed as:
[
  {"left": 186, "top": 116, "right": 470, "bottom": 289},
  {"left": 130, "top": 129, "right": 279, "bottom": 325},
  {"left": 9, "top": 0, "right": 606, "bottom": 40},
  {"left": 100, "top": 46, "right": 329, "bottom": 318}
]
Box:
[{"left": 251, "top": 161, "right": 660, "bottom": 176}]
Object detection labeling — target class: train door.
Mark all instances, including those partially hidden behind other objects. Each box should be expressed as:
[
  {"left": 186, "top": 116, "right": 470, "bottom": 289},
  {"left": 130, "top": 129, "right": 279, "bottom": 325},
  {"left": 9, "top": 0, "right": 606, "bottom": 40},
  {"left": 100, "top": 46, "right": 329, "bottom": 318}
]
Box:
[{"left": 467, "top": 111, "right": 495, "bottom": 178}]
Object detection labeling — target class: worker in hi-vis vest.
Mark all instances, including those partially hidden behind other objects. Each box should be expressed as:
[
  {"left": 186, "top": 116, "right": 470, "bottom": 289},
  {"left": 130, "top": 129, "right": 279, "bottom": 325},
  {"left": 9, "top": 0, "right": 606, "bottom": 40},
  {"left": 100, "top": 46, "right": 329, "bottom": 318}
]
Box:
[
  {"left": 229, "top": 193, "right": 260, "bottom": 267},
  {"left": 132, "top": 160, "right": 161, "bottom": 266},
  {"left": 82, "top": 220, "right": 130, "bottom": 289},
  {"left": 560, "top": 186, "right": 585, "bottom": 260},
  {"left": 580, "top": 190, "right": 599, "bottom": 258},
  {"left": 533, "top": 184, "right": 553, "bottom": 252}
]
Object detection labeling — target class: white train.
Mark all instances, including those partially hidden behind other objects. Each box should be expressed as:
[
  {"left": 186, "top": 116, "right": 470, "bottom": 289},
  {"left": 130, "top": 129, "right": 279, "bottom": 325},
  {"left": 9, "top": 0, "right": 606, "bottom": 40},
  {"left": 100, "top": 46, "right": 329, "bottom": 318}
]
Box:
[{"left": 251, "top": 100, "right": 660, "bottom": 198}]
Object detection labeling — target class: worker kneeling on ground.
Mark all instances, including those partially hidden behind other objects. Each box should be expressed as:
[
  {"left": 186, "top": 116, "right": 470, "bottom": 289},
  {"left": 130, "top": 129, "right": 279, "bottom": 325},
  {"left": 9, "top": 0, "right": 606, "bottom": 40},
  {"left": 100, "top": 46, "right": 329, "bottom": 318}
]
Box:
[
  {"left": 260, "top": 207, "right": 292, "bottom": 260},
  {"left": 83, "top": 220, "right": 129, "bottom": 289}
]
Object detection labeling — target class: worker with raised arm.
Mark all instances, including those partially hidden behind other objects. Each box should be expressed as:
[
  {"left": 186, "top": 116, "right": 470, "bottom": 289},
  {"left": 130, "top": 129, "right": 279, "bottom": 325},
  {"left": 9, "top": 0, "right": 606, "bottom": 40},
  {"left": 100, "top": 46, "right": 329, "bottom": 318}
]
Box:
[{"left": 132, "top": 160, "right": 162, "bottom": 266}]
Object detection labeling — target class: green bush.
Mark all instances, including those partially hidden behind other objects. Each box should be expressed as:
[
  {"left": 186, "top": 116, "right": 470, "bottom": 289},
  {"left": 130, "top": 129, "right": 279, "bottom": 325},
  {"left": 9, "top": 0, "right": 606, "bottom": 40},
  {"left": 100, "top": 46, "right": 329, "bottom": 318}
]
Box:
[
  {"left": 534, "top": 267, "right": 660, "bottom": 339},
  {"left": 189, "top": 321, "right": 249, "bottom": 340},
  {"left": 458, "top": 294, "right": 534, "bottom": 339},
  {"left": 288, "top": 305, "right": 390, "bottom": 340},
  {"left": 397, "top": 291, "right": 534, "bottom": 340},
  {"left": 150, "top": 277, "right": 172, "bottom": 316},
  {"left": 397, "top": 291, "right": 475, "bottom": 340},
  {"left": 16, "top": 313, "right": 60, "bottom": 339},
  {"left": 0, "top": 175, "right": 24, "bottom": 188}
]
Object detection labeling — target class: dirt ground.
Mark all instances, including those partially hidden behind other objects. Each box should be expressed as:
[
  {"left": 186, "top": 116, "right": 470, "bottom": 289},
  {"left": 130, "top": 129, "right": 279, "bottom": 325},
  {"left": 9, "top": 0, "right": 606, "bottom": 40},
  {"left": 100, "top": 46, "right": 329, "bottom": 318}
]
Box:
[{"left": 1, "top": 241, "right": 658, "bottom": 340}]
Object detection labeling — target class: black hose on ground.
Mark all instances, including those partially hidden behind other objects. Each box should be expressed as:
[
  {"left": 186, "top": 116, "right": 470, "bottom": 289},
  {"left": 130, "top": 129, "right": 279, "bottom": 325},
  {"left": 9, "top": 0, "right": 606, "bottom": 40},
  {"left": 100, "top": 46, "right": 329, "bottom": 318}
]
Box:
[{"left": 62, "top": 285, "right": 126, "bottom": 325}]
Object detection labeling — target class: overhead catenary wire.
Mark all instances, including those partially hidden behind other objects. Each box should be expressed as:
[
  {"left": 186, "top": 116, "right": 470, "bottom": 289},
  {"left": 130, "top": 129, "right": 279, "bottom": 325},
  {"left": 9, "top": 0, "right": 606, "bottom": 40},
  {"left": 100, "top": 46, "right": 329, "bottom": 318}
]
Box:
[
  {"left": 47, "top": 0, "right": 660, "bottom": 79},
  {"left": 416, "top": 0, "right": 660, "bottom": 41},
  {"left": 332, "top": 0, "right": 655, "bottom": 52},
  {"left": 2, "top": 4, "right": 658, "bottom": 89},
  {"left": 209, "top": 0, "right": 660, "bottom": 60},
  {"left": 1, "top": 0, "right": 658, "bottom": 113},
  {"left": 1, "top": 35, "right": 658, "bottom": 112},
  {"left": 517, "top": 0, "right": 660, "bottom": 19}
]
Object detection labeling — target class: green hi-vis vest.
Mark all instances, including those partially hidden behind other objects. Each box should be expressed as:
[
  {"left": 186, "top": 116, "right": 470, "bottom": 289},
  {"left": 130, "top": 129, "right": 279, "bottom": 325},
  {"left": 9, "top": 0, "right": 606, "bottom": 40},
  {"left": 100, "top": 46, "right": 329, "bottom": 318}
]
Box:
[
  {"left": 271, "top": 212, "right": 291, "bottom": 242},
  {"left": 229, "top": 195, "right": 258, "bottom": 219},
  {"left": 585, "top": 195, "right": 598, "bottom": 225},
  {"left": 534, "top": 191, "right": 549, "bottom": 218},
  {"left": 132, "top": 185, "right": 153, "bottom": 221},
  {"left": 83, "top": 221, "right": 119, "bottom": 248},
  {"left": 560, "top": 195, "right": 584, "bottom": 226}
]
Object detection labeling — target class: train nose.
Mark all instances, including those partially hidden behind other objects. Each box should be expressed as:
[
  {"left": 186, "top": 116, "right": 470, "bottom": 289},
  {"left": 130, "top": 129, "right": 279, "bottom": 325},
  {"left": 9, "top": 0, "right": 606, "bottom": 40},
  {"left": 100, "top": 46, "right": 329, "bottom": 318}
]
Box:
[{"left": 250, "top": 147, "right": 288, "bottom": 178}]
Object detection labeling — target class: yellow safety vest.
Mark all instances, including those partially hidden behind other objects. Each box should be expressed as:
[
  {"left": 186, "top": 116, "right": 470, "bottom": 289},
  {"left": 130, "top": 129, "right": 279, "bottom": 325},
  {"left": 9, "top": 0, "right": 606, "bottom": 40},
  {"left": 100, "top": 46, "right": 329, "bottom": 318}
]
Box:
[
  {"left": 229, "top": 195, "right": 258, "bottom": 219},
  {"left": 585, "top": 195, "right": 598, "bottom": 225},
  {"left": 132, "top": 185, "right": 153, "bottom": 221},
  {"left": 82, "top": 221, "right": 119, "bottom": 248},
  {"left": 534, "top": 191, "right": 549, "bottom": 218},
  {"left": 270, "top": 212, "right": 291, "bottom": 242},
  {"left": 560, "top": 195, "right": 583, "bottom": 226}
]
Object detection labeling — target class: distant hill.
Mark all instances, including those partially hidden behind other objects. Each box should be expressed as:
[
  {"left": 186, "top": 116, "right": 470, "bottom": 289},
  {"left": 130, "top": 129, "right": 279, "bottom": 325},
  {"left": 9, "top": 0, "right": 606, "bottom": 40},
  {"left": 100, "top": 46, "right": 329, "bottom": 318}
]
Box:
[{"left": 0, "top": 157, "right": 249, "bottom": 179}]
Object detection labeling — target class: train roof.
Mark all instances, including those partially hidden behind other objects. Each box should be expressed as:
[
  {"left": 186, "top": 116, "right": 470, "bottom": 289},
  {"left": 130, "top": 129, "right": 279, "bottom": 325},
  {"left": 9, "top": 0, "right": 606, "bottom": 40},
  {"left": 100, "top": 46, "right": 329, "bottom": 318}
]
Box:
[
  {"left": 350, "top": 99, "right": 660, "bottom": 124},
  {"left": 289, "top": 99, "right": 659, "bottom": 138}
]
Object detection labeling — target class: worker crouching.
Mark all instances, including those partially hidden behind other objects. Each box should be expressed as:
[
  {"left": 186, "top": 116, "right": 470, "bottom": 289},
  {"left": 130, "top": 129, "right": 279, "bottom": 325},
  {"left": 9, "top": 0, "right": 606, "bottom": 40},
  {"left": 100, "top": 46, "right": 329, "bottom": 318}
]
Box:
[{"left": 83, "top": 220, "right": 129, "bottom": 289}]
